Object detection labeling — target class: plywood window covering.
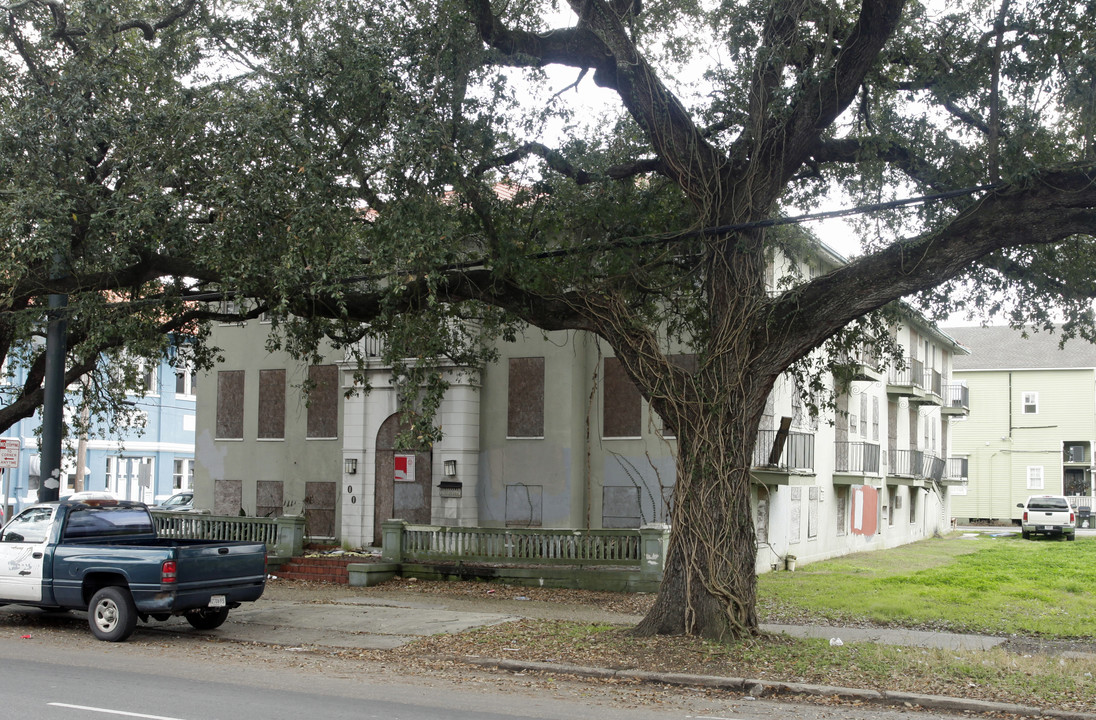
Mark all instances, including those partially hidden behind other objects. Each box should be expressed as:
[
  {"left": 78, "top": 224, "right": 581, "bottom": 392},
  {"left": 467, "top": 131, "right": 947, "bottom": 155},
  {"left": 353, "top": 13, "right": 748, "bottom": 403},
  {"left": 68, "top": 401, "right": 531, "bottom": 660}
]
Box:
[
  {"left": 256, "top": 480, "right": 284, "bottom": 519},
  {"left": 807, "top": 486, "right": 819, "bottom": 539},
  {"left": 789, "top": 486, "right": 802, "bottom": 543},
  {"left": 505, "top": 484, "right": 543, "bottom": 527},
  {"left": 257, "top": 369, "right": 286, "bottom": 440},
  {"left": 603, "top": 357, "right": 641, "bottom": 438},
  {"left": 216, "top": 371, "right": 244, "bottom": 439},
  {"left": 306, "top": 364, "right": 339, "bottom": 439},
  {"left": 506, "top": 357, "right": 544, "bottom": 438}
]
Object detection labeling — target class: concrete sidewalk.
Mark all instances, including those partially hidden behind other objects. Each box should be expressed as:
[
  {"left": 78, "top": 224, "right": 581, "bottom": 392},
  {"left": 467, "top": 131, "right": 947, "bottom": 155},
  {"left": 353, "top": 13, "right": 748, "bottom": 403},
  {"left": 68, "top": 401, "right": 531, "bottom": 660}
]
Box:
[
  {"left": 150, "top": 595, "right": 520, "bottom": 649},
  {"left": 170, "top": 592, "right": 1094, "bottom": 720}
]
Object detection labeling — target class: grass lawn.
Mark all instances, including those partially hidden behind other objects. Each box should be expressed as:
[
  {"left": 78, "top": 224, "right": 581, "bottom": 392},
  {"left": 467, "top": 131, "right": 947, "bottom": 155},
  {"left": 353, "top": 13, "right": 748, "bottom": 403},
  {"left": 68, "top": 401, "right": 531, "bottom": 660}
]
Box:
[{"left": 758, "top": 533, "right": 1096, "bottom": 637}]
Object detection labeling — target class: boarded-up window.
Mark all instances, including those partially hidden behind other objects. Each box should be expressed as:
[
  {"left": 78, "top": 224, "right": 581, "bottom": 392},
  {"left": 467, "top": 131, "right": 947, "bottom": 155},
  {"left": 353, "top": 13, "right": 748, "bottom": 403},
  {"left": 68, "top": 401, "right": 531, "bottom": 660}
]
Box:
[
  {"left": 258, "top": 369, "right": 286, "bottom": 440},
  {"left": 807, "top": 486, "right": 819, "bottom": 539},
  {"left": 505, "top": 484, "right": 542, "bottom": 527},
  {"left": 756, "top": 497, "right": 769, "bottom": 544},
  {"left": 603, "top": 357, "right": 641, "bottom": 438},
  {"left": 603, "top": 486, "right": 641, "bottom": 528},
  {"left": 835, "top": 487, "right": 848, "bottom": 536},
  {"left": 214, "top": 478, "right": 242, "bottom": 515},
  {"left": 305, "top": 481, "right": 336, "bottom": 537},
  {"left": 256, "top": 480, "right": 284, "bottom": 518},
  {"left": 507, "top": 357, "right": 544, "bottom": 438},
  {"left": 306, "top": 365, "right": 339, "bottom": 439},
  {"left": 216, "top": 371, "right": 244, "bottom": 439},
  {"left": 789, "top": 486, "right": 802, "bottom": 543}
]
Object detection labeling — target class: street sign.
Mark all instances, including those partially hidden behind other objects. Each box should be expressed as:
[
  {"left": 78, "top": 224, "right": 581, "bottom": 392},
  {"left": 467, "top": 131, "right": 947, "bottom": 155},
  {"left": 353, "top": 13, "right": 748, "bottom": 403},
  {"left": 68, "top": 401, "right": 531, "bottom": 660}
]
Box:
[{"left": 0, "top": 438, "right": 20, "bottom": 469}]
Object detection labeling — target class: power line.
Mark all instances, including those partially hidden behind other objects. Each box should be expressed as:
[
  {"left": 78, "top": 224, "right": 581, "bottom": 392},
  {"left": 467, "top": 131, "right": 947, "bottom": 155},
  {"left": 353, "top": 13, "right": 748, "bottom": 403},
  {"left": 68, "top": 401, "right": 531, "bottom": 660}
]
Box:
[{"left": 20, "top": 182, "right": 1000, "bottom": 313}]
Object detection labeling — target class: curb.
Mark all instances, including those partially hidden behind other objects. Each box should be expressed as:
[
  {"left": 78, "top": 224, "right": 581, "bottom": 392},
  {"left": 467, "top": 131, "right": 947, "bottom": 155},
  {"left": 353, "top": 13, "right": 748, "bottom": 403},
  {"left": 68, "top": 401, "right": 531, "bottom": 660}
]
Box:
[{"left": 443, "top": 655, "right": 1096, "bottom": 720}]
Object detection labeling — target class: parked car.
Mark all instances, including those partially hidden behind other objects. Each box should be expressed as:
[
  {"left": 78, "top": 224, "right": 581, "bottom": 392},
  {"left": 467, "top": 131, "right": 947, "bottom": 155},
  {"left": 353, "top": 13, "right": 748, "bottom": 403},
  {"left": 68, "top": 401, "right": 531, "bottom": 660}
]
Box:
[
  {"left": 1017, "top": 495, "right": 1076, "bottom": 540},
  {"left": 0, "top": 497, "right": 266, "bottom": 641},
  {"left": 153, "top": 490, "right": 194, "bottom": 512}
]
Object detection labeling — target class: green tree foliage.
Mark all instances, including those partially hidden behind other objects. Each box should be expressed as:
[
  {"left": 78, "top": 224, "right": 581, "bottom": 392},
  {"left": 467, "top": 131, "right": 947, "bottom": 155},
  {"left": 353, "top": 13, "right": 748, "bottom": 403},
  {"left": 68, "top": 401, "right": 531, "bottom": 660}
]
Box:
[{"left": 211, "top": 0, "right": 1096, "bottom": 639}]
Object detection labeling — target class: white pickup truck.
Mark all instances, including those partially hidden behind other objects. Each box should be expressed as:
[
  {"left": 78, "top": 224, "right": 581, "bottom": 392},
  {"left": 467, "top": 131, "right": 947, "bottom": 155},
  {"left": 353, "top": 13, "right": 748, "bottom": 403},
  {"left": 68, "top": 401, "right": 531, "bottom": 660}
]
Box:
[{"left": 1017, "top": 495, "right": 1076, "bottom": 540}]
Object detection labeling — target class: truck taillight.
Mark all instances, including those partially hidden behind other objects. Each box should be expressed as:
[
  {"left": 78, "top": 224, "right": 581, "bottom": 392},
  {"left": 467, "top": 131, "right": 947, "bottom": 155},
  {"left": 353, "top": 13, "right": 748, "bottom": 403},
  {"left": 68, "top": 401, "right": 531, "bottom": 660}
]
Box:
[
  {"left": 1071, "top": 512, "right": 1076, "bottom": 523},
  {"left": 162, "top": 560, "right": 177, "bottom": 584},
  {"left": 1023, "top": 511, "right": 1028, "bottom": 522}
]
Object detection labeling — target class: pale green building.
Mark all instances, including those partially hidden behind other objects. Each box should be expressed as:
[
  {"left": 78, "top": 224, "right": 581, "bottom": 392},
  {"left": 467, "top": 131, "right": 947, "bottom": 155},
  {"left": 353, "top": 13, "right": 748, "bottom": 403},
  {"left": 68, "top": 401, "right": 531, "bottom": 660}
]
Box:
[{"left": 945, "top": 326, "right": 1096, "bottom": 523}]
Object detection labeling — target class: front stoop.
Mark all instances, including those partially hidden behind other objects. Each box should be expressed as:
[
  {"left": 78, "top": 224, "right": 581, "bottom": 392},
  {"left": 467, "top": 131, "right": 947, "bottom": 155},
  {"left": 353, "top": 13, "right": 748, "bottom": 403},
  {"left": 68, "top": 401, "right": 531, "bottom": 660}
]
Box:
[{"left": 274, "top": 555, "right": 361, "bottom": 584}]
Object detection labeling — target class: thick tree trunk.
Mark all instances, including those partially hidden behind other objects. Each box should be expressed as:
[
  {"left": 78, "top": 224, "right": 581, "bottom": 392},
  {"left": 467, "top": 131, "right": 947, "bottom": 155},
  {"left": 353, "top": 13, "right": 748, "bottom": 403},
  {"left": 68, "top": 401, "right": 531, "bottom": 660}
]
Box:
[{"left": 633, "top": 383, "right": 768, "bottom": 640}]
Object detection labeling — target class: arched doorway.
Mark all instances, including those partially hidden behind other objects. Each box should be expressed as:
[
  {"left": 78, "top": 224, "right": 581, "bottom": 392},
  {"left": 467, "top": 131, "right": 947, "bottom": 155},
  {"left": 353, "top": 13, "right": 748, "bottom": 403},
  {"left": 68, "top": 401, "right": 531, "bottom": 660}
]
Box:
[{"left": 373, "top": 413, "right": 432, "bottom": 545}]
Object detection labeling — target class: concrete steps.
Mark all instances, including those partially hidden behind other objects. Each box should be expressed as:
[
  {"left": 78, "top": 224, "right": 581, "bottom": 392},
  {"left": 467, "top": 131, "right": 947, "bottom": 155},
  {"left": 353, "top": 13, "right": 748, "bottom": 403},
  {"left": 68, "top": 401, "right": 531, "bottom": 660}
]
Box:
[{"left": 274, "top": 545, "right": 373, "bottom": 584}]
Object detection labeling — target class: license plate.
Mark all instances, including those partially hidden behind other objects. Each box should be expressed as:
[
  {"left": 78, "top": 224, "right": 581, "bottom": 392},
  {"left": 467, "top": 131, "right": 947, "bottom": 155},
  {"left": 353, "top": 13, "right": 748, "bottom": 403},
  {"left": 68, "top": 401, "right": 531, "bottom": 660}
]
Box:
[
  {"left": 1041, "top": 525, "right": 1055, "bottom": 531},
  {"left": 209, "top": 595, "right": 226, "bottom": 608}
]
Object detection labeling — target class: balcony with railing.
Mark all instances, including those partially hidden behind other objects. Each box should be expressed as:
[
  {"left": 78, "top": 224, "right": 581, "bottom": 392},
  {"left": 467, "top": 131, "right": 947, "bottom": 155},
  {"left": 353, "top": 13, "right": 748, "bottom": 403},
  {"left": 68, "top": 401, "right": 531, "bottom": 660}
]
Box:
[
  {"left": 750, "top": 428, "right": 816, "bottom": 485},
  {"left": 887, "top": 357, "right": 942, "bottom": 405},
  {"left": 887, "top": 357, "right": 923, "bottom": 392},
  {"left": 833, "top": 441, "right": 882, "bottom": 484},
  {"left": 833, "top": 346, "right": 885, "bottom": 383},
  {"left": 888, "top": 449, "right": 946, "bottom": 485},
  {"left": 941, "top": 383, "right": 969, "bottom": 416},
  {"left": 942, "top": 456, "right": 969, "bottom": 486}
]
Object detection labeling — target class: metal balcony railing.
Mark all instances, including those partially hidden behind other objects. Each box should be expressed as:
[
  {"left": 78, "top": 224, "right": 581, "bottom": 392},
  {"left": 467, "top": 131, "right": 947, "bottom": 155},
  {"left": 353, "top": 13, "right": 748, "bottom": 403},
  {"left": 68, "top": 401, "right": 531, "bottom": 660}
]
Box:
[
  {"left": 889, "top": 357, "right": 924, "bottom": 388},
  {"left": 944, "top": 383, "right": 969, "bottom": 410},
  {"left": 890, "top": 448, "right": 924, "bottom": 477},
  {"left": 946, "top": 456, "right": 968, "bottom": 479},
  {"left": 834, "top": 441, "right": 881, "bottom": 474},
  {"left": 752, "top": 429, "right": 815, "bottom": 471}
]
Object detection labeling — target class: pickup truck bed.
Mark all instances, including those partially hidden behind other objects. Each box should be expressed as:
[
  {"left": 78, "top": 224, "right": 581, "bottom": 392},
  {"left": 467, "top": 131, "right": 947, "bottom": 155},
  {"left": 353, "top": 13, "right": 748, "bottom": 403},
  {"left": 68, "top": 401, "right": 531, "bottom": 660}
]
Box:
[
  {"left": 1018, "top": 495, "right": 1077, "bottom": 540},
  {"left": 0, "top": 499, "right": 267, "bottom": 641}
]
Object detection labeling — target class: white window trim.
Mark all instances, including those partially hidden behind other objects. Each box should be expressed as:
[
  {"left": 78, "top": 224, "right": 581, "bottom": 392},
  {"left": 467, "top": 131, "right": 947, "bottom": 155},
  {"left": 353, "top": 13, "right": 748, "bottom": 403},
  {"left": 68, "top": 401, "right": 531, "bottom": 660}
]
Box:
[
  {"left": 1022, "top": 391, "right": 1039, "bottom": 415},
  {"left": 1027, "top": 465, "right": 1045, "bottom": 490}
]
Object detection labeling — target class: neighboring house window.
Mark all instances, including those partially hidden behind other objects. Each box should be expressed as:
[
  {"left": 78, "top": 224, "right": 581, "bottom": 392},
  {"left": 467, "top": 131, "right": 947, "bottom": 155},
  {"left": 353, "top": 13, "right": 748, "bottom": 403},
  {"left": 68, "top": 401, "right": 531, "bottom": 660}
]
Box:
[
  {"left": 603, "top": 357, "right": 641, "bottom": 438},
  {"left": 216, "top": 370, "right": 245, "bottom": 440},
  {"left": 507, "top": 357, "right": 544, "bottom": 438},
  {"left": 306, "top": 364, "right": 339, "bottom": 439},
  {"left": 175, "top": 363, "right": 197, "bottom": 399},
  {"left": 258, "top": 369, "right": 286, "bottom": 440},
  {"left": 871, "top": 396, "right": 880, "bottom": 442},
  {"left": 1022, "top": 392, "right": 1038, "bottom": 414},
  {"left": 910, "top": 489, "right": 919, "bottom": 524},
  {"left": 141, "top": 362, "right": 158, "bottom": 396},
  {"left": 172, "top": 458, "right": 193, "bottom": 490},
  {"left": 1027, "top": 466, "right": 1045, "bottom": 490}
]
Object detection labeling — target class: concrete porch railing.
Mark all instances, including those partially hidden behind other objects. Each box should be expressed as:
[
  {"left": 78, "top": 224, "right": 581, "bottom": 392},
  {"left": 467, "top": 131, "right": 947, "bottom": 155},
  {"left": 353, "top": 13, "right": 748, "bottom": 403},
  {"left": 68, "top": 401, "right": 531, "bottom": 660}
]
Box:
[
  {"left": 367, "top": 520, "right": 670, "bottom": 592},
  {"left": 150, "top": 511, "right": 306, "bottom": 561}
]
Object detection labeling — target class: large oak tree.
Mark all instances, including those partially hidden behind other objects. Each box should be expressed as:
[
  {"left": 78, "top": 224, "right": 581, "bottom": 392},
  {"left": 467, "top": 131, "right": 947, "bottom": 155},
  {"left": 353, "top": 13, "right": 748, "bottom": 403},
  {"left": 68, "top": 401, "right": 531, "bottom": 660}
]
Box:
[{"left": 8, "top": 0, "right": 1096, "bottom": 640}]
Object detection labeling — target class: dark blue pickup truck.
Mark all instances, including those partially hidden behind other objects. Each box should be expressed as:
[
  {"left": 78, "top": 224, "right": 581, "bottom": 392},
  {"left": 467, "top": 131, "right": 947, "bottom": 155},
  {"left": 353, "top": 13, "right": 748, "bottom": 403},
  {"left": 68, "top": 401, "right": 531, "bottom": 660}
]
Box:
[{"left": 0, "top": 497, "right": 266, "bottom": 641}]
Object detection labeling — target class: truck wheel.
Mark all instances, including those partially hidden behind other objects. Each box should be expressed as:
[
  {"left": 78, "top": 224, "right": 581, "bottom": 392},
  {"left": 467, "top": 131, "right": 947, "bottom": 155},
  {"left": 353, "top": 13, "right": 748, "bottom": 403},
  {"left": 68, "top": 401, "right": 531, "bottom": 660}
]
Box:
[
  {"left": 186, "top": 607, "right": 230, "bottom": 631},
  {"left": 1021, "top": 530, "right": 1030, "bottom": 540},
  {"left": 88, "top": 587, "right": 138, "bottom": 642},
  {"left": 1068, "top": 533, "right": 1076, "bottom": 541}
]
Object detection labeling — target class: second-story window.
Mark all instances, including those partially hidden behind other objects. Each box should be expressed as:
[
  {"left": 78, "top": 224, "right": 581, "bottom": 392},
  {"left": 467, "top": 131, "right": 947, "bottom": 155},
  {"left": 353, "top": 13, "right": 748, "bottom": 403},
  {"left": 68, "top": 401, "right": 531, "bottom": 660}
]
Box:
[{"left": 1022, "top": 392, "right": 1039, "bottom": 414}]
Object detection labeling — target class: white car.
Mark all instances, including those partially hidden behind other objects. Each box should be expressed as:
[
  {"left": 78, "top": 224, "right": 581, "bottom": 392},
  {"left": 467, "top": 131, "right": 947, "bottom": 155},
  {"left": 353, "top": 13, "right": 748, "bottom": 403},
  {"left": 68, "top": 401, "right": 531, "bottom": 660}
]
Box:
[
  {"left": 1017, "top": 495, "right": 1076, "bottom": 540},
  {"left": 153, "top": 490, "right": 194, "bottom": 512}
]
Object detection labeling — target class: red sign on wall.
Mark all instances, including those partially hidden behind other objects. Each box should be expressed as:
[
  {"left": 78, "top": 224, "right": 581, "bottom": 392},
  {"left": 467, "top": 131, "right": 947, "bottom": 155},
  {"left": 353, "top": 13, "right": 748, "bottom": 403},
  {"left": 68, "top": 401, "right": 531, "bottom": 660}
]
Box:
[
  {"left": 851, "top": 485, "right": 879, "bottom": 536},
  {"left": 394, "top": 454, "right": 415, "bottom": 483}
]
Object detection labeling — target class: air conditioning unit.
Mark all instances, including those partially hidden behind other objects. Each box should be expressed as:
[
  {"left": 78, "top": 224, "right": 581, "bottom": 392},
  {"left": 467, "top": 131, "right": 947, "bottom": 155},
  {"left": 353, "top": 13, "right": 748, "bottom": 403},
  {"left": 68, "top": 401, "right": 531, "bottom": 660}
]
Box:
[{"left": 1066, "top": 445, "right": 1085, "bottom": 463}]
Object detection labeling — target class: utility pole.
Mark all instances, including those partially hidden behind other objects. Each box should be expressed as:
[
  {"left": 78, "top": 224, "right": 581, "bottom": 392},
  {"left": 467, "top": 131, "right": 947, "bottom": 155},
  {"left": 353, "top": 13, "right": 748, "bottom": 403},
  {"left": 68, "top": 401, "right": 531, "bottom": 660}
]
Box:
[{"left": 38, "top": 255, "right": 67, "bottom": 503}]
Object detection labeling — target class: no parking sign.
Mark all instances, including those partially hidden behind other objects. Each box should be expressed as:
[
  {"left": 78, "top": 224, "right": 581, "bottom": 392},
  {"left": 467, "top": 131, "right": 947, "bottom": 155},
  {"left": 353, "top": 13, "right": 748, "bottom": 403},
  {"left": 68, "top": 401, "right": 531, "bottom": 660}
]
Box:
[{"left": 0, "top": 438, "right": 20, "bottom": 468}]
